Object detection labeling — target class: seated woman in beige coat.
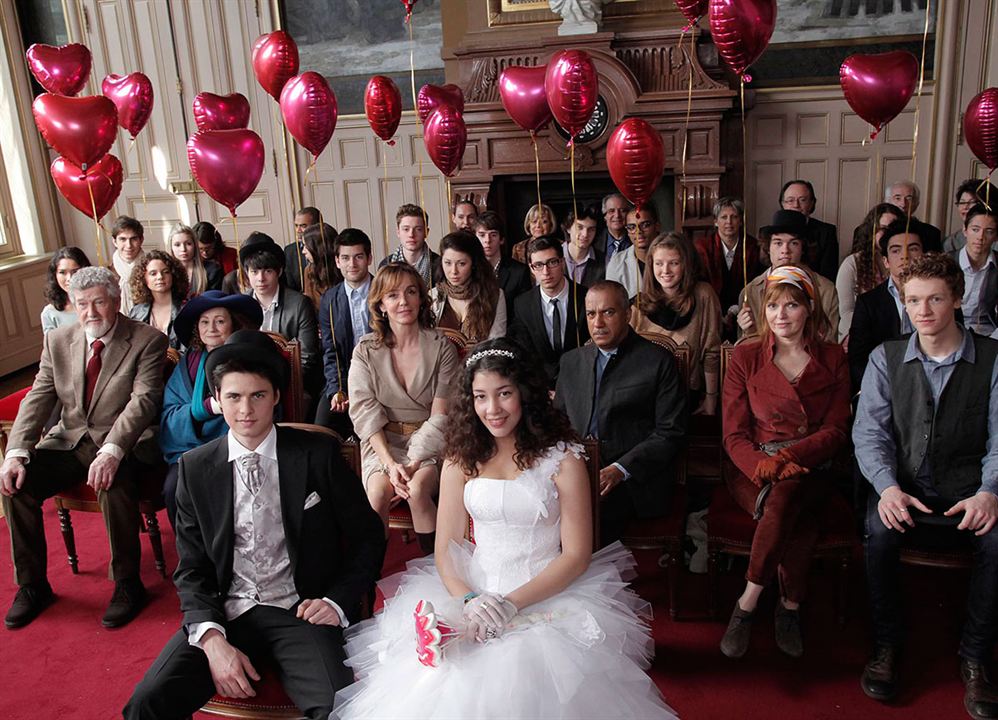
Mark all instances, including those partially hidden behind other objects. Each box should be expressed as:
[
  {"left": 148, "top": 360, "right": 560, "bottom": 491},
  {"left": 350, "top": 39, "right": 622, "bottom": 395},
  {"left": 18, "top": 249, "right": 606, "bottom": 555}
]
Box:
[{"left": 348, "top": 262, "right": 461, "bottom": 554}]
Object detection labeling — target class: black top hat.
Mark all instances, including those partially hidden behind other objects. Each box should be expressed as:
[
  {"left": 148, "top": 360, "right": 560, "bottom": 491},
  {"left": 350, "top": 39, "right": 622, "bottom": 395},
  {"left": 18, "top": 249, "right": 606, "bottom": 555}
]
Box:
[
  {"left": 173, "top": 290, "right": 264, "bottom": 347},
  {"left": 204, "top": 329, "right": 289, "bottom": 392},
  {"left": 760, "top": 209, "right": 810, "bottom": 239},
  {"left": 238, "top": 232, "right": 285, "bottom": 268}
]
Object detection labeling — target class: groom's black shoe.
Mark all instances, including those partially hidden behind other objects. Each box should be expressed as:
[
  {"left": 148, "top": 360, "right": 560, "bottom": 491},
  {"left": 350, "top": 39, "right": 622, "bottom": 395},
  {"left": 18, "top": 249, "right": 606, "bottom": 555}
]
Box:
[
  {"left": 961, "top": 659, "right": 998, "bottom": 719},
  {"left": 861, "top": 644, "right": 898, "bottom": 702}
]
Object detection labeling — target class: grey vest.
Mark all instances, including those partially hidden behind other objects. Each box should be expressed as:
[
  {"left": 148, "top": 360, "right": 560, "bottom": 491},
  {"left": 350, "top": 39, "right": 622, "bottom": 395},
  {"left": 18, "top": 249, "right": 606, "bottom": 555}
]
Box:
[{"left": 885, "top": 334, "right": 998, "bottom": 499}]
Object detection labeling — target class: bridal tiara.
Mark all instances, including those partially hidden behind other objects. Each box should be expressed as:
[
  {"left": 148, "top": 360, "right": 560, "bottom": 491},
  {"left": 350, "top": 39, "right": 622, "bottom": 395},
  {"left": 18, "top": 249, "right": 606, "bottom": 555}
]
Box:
[{"left": 465, "top": 348, "right": 516, "bottom": 367}]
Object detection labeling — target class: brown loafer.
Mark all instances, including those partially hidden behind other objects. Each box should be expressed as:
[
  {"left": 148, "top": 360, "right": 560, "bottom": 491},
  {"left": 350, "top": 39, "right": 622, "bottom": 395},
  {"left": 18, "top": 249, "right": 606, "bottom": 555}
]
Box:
[{"left": 962, "top": 659, "right": 998, "bottom": 719}]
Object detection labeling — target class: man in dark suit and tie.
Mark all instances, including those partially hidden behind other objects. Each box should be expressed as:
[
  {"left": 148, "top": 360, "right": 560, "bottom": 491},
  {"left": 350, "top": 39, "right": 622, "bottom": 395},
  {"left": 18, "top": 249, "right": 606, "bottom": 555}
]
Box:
[
  {"left": 284, "top": 206, "right": 321, "bottom": 294},
  {"left": 0, "top": 267, "right": 167, "bottom": 629},
  {"left": 593, "top": 192, "right": 632, "bottom": 264},
  {"left": 316, "top": 229, "right": 374, "bottom": 435},
  {"left": 509, "top": 235, "right": 589, "bottom": 387},
  {"left": 848, "top": 220, "right": 927, "bottom": 392},
  {"left": 555, "top": 281, "right": 688, "bottom": 545},
  {"left": 474, "top": 211, "right": 531, "bottom": 318},
  {"left": 124, "top": 330, "right": 385, "bottom": 719},
  {"left": 779, "top": 180, "right": 840, "bottom": 282}
]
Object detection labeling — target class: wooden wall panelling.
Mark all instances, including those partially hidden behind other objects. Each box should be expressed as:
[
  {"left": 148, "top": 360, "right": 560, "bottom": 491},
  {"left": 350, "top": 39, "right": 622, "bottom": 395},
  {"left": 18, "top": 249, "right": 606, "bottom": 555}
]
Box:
[{"left": 0, "top": 258, "right": 47, "bottom": 376}]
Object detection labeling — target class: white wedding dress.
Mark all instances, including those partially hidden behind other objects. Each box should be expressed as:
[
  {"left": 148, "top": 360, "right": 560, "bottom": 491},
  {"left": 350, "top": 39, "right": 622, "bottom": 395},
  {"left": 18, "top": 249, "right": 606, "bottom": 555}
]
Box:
[{"left": 331, "top": 443, "right": 677, "bottom": 719}]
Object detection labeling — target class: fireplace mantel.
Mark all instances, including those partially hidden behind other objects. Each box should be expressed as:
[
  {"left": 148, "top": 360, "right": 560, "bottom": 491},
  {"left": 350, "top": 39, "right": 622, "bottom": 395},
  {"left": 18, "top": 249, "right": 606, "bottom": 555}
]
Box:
[{"left": 449, "top": 24, "right": 737, "bottom": 232}]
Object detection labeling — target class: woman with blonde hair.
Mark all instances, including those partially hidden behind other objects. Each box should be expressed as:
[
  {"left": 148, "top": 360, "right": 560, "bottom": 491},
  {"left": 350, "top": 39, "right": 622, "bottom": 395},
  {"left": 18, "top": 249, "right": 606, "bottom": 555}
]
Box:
[
  {"left": 511, "top": 203, "right": 556, "bottom": 264},
  {"left": 348, "top": 262, "right": 461, "bottom": 554},
  {"left": 720, "top": 266, "right": 850, "bottom": 660},
  {"left": 429, "top": 230, "right": 506, "bottom": 343},
  {"left": 631, "top": 232, "right": 721, "bottom": 415},
  {"left": 167, "top": 222, "right": 221, "bottom": 296}
]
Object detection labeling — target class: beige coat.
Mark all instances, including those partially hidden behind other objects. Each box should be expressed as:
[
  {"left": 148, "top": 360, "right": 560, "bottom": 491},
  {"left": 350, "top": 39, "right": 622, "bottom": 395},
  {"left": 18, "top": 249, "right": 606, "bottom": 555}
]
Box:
[
  {"left": 7, "top": 315, "right": 168, "bottom": 464},
  {"left": 348, "top": 327, "right": 460, "bottom": 482}
]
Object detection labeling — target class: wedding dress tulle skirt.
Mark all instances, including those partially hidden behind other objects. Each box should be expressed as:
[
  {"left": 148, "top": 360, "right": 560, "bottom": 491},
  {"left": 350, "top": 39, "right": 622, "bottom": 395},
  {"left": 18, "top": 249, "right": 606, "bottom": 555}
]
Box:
[{"left": 330, "top": 542, "right": 677, "bottom": 720}]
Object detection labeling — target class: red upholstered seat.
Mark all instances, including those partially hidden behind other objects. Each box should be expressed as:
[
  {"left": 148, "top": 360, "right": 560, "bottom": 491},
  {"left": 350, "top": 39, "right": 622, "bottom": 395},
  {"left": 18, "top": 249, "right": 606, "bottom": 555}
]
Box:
[
  {"left": 0, "top": 385, "right": 31, "bottom": 422},
  {"left": 201, "top": 662, "right": 299, "bottom": 718}
]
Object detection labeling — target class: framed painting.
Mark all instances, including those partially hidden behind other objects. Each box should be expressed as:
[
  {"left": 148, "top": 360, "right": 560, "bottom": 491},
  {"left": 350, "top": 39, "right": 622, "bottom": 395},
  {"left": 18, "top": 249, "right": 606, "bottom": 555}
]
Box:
[{"left": 282, "top": 0, "right": 446, "bottom": 115}]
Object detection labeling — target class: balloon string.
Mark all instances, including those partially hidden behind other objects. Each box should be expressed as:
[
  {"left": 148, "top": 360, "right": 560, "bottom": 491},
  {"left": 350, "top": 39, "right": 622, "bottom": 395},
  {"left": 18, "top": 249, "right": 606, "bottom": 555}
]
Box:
[
  {"left": 679, "top": 27, "right": 694, "bottom": 229},
  {"left": 445, "top": 177, "right": 452, "bottom": 217},
  {"left": 272, "top": 97, "right": 296, "bottom": 213},
  {"left": 128, "top": 137, "right": 147, "bottom": 209},
  {"left": 86, "top": 178, "right": 104, "bottom": 267},
  {"left": 570, "top": 141, "right": 578, "bottom": 235},
  {"left": 570, "top": 140, "right": 580, "bottom": 348},
  {"left": 383, "top": 141, "right": 391, "bottom": 247},
  {"left": 299, "top": 159, "right": 317, "bottom": 299},
  {"left": 231, "top": 213, "right": 245, "bottom": 293},
  {"left": 740, "top": 77, "right": 748, "bottom": 295},
  {"left": 909, "top": 0, "right": 931, "bottom": 184},
  {"left": 408, "top": 19, "right": 427, "bottom": 232},
  {"left": 319, "top": 219, "right": 344, "bottom": 398},
  {"left": 976, "top": 176, "right": 994, "bottom": 212},
  {"left": 532, "top": 132, "right": 542, "bottom": 213}
]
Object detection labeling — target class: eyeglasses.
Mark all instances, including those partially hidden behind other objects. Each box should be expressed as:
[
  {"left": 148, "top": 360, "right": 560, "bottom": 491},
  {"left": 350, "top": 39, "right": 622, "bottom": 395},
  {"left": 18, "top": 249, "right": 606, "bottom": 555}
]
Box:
[
  {"left": 625, "top": 221, "right": 655, "bottom": 231},
  {"left": 529, "top": 258, "right": 563, "bottom": 271},
  {"left": 956, "top": 199, "right": 977, "bottom": 207}
]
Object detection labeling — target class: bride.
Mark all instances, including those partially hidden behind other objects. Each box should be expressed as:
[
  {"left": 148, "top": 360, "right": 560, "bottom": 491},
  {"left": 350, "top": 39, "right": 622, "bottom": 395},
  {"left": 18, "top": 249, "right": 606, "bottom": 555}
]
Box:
[{"left": 331, "top": 338, "right": 676, "bottom": 719}]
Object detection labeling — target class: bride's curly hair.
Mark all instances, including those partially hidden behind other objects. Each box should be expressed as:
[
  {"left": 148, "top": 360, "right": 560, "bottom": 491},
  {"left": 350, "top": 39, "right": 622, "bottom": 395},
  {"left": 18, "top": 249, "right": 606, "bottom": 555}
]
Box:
[{"left": 444, "top": 337, "right": 579, "bottom": 476}]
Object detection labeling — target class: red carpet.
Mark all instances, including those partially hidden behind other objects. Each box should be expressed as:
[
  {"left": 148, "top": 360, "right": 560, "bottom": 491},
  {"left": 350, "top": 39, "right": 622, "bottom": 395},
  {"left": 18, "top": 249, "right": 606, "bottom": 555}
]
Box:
[{"left": 0, "top": 505, "right": 978, "bottom": 719}]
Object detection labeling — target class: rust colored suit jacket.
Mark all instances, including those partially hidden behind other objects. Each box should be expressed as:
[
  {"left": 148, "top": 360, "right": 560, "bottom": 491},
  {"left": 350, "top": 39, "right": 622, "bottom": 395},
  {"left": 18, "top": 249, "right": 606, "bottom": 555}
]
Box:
[
  {"left": 722, "top": 337, "right": 850, "bottom": 480},
  {"left": 6, "top": 315, "right": 168, "bottom": 464}
]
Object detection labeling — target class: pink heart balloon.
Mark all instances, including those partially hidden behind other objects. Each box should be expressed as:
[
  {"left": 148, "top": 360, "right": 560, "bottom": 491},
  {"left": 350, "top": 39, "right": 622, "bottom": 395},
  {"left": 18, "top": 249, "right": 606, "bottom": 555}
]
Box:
[
  {"left": 26, "top": 43, "right": 91, "bottom": 96},
  {"left": 417, "top": 84, "right": 465, "bottom": 124},
  {"left": 187, "top": 129, "right": 265, "bottom": 216},
  {"left": 674, "top": 0, "right": 709, "bottom": 27},
  {"left": 840, "top": 51, "right": 919, "bottom": 139},
  {"left": 32, "top": 93, "right": 118, "bottom": 170},
  {"left": 607, "top": 118, "right": 665, "bottom": 209},
  {"left": 192, "top": 92, "right": 251, "bottom": 131},
  {"left": 365, "top": 75, "right": 402, "bottom": 143},
  {"left": 51, "top": 154, "right": 122, "bottom": 220},
  {"left": 499, "top": 66, "right": 552, "bottom": 133},
  {"left": 964, "top": 88, "right": 998, "bottom": 172},
  {"left": 102, "top": 73, "right": 154, "bottom": 139},
  {"left": 424, "top": 104, "right": 467, "bottom": 178},
  {"left": 544, "top": 49, "right": 599, "bottom": 139},
  {"left": 708, "top": 0, "right": 777, "bottom": 79},
  {"left": 252, "top": 31, "right": 300, "bottom": 102},
  {"left": 280, "top": 72, "right": 338, "bottom": 159}
]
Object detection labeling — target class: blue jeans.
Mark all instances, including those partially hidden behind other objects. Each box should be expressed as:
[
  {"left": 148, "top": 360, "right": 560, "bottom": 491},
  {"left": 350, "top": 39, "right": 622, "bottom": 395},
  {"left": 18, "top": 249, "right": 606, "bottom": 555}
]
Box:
[{"left": 863, "top": 491, "right": 998, "bottom": 662}]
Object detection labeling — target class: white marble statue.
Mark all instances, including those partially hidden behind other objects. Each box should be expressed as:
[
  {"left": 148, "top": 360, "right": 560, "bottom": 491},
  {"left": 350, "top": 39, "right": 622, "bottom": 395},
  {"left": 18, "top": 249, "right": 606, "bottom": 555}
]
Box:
[{"left": 549, "top": 0, "right": 611, "bottom": 36}]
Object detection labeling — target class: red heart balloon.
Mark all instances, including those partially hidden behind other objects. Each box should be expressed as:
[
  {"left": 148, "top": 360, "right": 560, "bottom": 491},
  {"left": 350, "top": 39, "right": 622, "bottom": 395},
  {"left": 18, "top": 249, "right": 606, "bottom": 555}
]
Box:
[
  {"left": 26, "top": 43, "right": 91, "bottom": 96},
  {"left": 365, "top": 75, "right": 402, "bottom": 143},
  {"left": 965, "top": 88, "right": 998, "bottom": 172},
  {"left": 192, "top": 92, "right": 251, "bottom": 131},
  {"left": 607, "top": 118, "right": 665, "bottom": 209},
  {"left": 424, "top": 105, "right": 467, "bottom": 178},
  {"left": 544, "top": 49, "right": 599, "bottom": 139},
  {"left": 280, "top": 72, "right": 338, "bottom": 159},
  {"left": 417, "top": 84, "right": 464, "bottom": 124},
  {"left": 400, "top": 0, "right": 418, "bottom": 21},
  {"left": 252, "top": 31, "right": 300, "bottom": 102},
  {"left": 674, "top": 0, "right": 709, "bottom": 27},
  {"left": 708, "top": 0, "right": 777, "bottom": 79},
  {"left": 839, "top": 52, "right": 918, "bottom": 140},
  {"left": 187, "top": 129, "right": 265, "bottom": 216},
  {"left": 499, "top": 66, "right": 552, "bottom": 133},
  {"left": 32, "top": 93, "right": 118, "bottom": 170},
  {"left": 101, "top": 73, "right": 154, "bottom": 139},
  {"left": 51, "top": 154, "right": 122, "bottom": 220}
]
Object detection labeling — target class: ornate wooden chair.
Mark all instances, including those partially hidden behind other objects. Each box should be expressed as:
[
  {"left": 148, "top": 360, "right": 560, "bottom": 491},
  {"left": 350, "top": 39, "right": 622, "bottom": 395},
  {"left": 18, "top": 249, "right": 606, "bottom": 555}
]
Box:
[
  {"left": 48, "top": 346, "right": 181, "bottom": 579},
  {"left": 707, "top": 342, "right": 855, "bottom": 624},
  {"left": 199, "top": 423, "right": 363, "bottom": 720},
  {"left": 617, "top": 331, "right": 692, "bottom": 620},
  {"left": 264, "top": 332, "right": 305, "bottom": 423}
]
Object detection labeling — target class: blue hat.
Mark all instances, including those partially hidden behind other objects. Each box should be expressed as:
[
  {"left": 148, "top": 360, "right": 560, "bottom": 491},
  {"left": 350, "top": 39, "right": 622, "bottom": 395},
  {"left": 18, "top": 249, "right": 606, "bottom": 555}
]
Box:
[{"left": 174, "top": 290, "right": 263, "bottom": 346}]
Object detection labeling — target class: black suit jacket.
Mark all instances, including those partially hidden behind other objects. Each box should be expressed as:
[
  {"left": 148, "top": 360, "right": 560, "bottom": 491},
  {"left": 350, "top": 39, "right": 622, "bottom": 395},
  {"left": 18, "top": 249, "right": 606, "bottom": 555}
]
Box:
[
  {"left": 554, "top": 330, "right": 688, "bottom": 518},
  {"left": 284, "top": 242, "right": 309, "bottom": 294},
  {"left": 593, "top": 227, "right": 631, "bottom": 260},
  {"left": 173, "top": 426, "right": 386, "bottom": 628},
  {"left": 510, "top": 281, "right": 590, "bottom": 386},
  {"left": 318, "top": 278, "right": 371, "bottom": 398},
  {"left": 497, "top": 257, "right": 532, "bottom": 319},
  {"left": 806, "top": 217, "right": 840, "bottom": 282}
]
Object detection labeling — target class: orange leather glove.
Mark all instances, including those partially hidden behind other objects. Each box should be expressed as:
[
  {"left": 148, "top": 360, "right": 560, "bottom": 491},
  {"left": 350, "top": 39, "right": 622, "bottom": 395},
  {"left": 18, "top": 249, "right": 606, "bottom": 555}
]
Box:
[
  {"left": 752, "top": 456, "right": 784, "bottom": 486},
  {"left": 775, "top": 448, "right": 810, "bottom": 481}
]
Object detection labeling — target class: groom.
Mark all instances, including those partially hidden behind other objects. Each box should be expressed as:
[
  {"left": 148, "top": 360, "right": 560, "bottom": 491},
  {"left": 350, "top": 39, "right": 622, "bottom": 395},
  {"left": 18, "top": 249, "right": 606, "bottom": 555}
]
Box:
[{"left": 124, "top": 330, "right": 385, "bottom": 719}]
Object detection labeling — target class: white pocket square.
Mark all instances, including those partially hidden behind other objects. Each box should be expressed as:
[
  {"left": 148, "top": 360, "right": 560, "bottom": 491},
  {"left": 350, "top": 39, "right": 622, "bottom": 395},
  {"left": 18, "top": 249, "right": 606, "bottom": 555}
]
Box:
[{"left": 304, "top": 491, "right": 321, "bottom": 510}]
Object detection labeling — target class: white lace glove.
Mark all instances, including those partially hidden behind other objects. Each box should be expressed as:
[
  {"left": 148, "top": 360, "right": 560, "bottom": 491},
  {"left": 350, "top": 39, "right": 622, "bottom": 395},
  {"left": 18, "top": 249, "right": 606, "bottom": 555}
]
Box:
[{"left": 462, "top": 593, "right": 518, "bottom": 641}]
